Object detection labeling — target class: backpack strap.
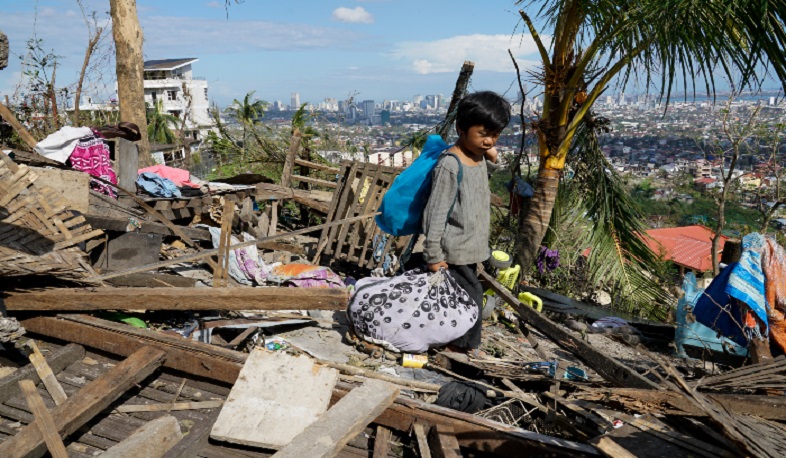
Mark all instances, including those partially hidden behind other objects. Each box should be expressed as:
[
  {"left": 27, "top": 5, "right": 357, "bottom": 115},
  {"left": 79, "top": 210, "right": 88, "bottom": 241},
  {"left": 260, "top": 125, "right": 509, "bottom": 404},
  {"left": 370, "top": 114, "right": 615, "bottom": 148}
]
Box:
[{"left": 442, "top": 151, "right": 463, "bottom": 226}]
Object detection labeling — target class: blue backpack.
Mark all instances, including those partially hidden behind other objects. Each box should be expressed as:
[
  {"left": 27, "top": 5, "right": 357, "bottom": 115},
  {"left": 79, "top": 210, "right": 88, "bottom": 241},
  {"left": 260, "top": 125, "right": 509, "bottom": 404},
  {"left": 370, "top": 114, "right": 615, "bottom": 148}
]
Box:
[{"left": 376, "top": 134, "right": 463, "bottom": 236}]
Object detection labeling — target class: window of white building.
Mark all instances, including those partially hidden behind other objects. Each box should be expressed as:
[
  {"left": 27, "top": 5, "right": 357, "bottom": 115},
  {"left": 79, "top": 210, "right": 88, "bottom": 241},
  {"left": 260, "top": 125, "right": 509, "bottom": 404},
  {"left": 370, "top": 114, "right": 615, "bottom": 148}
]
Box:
[{"left": 167, "top": 90, "right": 177, "bottom": 101}]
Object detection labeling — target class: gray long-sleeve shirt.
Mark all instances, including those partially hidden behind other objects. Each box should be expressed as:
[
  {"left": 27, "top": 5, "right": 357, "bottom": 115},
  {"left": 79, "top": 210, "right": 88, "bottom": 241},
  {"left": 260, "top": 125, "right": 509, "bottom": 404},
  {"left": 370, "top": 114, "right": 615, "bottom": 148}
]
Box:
[{"left": 422, "top": 153, "right": 490, "bottom": 265}]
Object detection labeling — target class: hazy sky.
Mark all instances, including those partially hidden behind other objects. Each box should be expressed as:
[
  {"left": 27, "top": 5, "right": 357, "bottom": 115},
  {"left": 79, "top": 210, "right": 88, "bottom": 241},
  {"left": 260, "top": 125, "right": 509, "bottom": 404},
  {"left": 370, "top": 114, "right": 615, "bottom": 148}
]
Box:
[{"left": 0, "top": 0, "right": 544, "bottom": 106}]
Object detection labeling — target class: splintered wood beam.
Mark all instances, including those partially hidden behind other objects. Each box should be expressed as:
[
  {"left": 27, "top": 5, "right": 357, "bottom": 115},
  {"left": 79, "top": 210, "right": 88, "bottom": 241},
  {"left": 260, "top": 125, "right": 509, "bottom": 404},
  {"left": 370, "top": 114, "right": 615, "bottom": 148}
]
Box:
[
  {"left": 3, "top": 286, "right": 350, "bottom": 311},
  {"left": 372, "top": 426, "right": 392, "bottom": 458},
  {"left": 0, "top": 346, "right": 166, "bottom": 458},
  {"left": 21, "top": 315, "right": 600, "bottom": 457},
  {"left": 25, "top": 340, "right": 68, "bottom": 406},
  {"left": 428, "top": 424, "right": 463, "bottom": 458},
  {"left": 479, "top": 271, "right": 659, "bottom": 390},
  {"left": 18, "top": 380, "right": 69, "bottom": 458},
  {"left": 272, "top": 380, "right": 399, "bottom": 458},
  {"left": 0, "top": 344, "right": 84, "bottom": 405},
  {"left": 289, "top": 174, "right": 338, "bottom": 189},
  {"left": 294, "top": 158, "right": 341, "bottom": 174}
]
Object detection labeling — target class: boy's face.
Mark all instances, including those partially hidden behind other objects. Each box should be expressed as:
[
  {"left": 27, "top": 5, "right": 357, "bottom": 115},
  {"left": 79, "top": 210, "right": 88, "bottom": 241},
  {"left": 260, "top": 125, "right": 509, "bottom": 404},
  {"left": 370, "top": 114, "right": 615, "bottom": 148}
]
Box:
[{"left": 459, "top": 125, "right": 501, "bottom": 156}]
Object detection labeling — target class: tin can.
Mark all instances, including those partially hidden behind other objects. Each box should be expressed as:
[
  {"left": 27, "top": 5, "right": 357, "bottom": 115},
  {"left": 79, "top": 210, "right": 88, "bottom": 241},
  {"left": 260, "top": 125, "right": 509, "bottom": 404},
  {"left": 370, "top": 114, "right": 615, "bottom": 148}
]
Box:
[{"left": 401, "top": 353, "right": 428, "bottom": 368}]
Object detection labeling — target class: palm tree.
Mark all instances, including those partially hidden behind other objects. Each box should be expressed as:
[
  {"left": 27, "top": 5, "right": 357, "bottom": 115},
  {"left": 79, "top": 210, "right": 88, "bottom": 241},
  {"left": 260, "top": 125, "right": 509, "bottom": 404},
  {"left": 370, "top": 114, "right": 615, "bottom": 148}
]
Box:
[
  {"left": 228, "top": 90, "right": 268, "bottom": 159},
  {"left": 146, "top": 100, "right": 178, "bottom": 144},
  {"left": 514, "top": 0, "right": 786, "bottom": 273}
]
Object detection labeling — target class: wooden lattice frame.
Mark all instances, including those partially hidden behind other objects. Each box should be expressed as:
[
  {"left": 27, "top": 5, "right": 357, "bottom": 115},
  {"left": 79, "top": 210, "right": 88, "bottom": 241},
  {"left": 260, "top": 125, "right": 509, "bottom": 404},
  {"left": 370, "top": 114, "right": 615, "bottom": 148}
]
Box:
[
  {"left": 316, "top": 161, "right": 411, "bottom": 270},
  {"left": 0, "top": 154, "right": 102, "bottom": 279}
]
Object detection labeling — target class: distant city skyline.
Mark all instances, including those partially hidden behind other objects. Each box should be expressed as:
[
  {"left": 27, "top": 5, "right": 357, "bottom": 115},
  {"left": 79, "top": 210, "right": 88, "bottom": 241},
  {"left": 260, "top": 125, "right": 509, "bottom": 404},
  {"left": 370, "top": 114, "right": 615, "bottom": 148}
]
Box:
[{"left": 1, "top": 1, "right": 781, "bottom": 109}]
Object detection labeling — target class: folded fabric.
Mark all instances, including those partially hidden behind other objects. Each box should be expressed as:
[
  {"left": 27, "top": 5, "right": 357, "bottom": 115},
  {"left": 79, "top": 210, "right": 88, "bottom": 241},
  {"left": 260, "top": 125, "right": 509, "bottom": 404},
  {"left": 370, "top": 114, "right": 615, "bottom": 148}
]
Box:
[
  {"left": 138, "top": 164, "right": 198, "bottom": 188},
  {"left": 136, "top": 172, "right": 182, "bottom": 198},
  {"left": 70, "top": 135, "right": 117, "bottom": 198},
  {"left": 34, "top": 126, "right": 93, "bottom": 163}
]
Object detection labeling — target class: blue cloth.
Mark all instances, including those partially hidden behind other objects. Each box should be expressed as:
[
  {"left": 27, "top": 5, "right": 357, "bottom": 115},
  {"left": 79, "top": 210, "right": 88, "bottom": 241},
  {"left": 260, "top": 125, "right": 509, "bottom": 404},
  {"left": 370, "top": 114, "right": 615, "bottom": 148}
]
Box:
[
  {"left": 694, "top": 233, "right": 770, "bottom": 347},
  {"left": 136, "top": 172, "right": 182, "bottom": 198},
  {"left": 376, "top": 135, "right": 462, "bottom": 236},
  {"left": 692, "top": 266, "right": 750, "bottom": 347}
]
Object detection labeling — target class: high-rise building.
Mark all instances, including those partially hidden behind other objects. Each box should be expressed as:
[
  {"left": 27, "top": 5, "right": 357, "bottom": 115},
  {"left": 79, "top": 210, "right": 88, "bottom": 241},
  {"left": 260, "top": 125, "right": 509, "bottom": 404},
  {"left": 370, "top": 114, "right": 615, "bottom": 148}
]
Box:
[
  {"left": 338, "top": 100, "right": 346, "bottom": 113},
  {"left": 362, "top": 100, "right": 375, "bottom": 118},
  {"left": 291, "top": 92, "right": 300, "bottom": 110}
]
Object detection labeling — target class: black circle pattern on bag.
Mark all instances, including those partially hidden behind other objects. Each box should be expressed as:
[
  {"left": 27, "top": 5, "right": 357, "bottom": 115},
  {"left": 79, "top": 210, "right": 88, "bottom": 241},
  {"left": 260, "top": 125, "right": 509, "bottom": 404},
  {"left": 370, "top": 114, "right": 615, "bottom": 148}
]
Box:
[{"left": 349, "top": 268, "right": 477, "bottom": 345}]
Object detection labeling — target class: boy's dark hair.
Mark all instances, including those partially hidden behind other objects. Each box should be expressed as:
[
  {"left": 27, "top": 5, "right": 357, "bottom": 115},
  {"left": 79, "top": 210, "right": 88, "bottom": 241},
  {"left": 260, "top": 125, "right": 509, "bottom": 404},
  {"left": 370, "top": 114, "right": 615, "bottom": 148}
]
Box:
[{"left": 455, "top": 91, "right": 511, "bottom": 133}]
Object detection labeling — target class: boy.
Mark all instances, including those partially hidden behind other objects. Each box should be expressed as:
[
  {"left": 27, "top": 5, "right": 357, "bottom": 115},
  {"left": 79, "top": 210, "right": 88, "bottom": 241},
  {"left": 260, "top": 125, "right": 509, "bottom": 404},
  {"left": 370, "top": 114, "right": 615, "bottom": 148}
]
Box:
[{"left": 422, "top": 91, "right": 511, "bottom": 352}]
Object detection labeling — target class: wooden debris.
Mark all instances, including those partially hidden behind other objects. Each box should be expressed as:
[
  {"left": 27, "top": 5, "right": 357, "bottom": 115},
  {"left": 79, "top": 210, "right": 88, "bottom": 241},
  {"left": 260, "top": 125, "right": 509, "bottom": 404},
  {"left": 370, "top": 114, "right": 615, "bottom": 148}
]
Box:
[
  {"left": 273, "top": 379, "right": 399, "bottom": 458},
  {"left": 413, "top": 423, "right": 432, "bottom": 458},
  {"left": 0, "top": 343, "right": 84, "bottom": 404},
  {"left": 113, "top": 400, "right": 224, "bottom": 413},
  {"left": 212, "top": 199, "right": 234, "bottom": 287},
  {"left": 694, "top": 354, "right": 786, "bottom": 392},
  {"left": 0, "top": 101, "right": 38, "bottom": 149},
  {"left": 480, "top": 271, "right": 659, "bottom": 389},
  {"left": 428, "top": 424, "right": 462, "bottom": 458},
  {"left": 0, "top": 154, "right": 101, "bottom": 279},
  {"left": 590, "top": 436, "right": 636, "bottom": 458},
  {"left": 25, "top": 340, "right": 68, "bottom": 406},
  {"left": 4, "top": 285, "right": 350, "bottom": 311},
  {"left": 372, "top": 426, "right": 393, "bottom": 458},
  {"left": 85, "top": 215, "right": 211, "bottom": 241},
  {"left": 88, "top": 211, "right": 379, "bottom": 281},
  {"left": 102, "top": 415, "right": 183, "bottom": 458},
  {"left": 18, "top": 379, "right": 68, "bottom": 458},
  {"left": 0, "top": 346, "right": 166, "bottom": 458},
  {"left": 211, "top": 350, "right": 339, "bottom": 449}
]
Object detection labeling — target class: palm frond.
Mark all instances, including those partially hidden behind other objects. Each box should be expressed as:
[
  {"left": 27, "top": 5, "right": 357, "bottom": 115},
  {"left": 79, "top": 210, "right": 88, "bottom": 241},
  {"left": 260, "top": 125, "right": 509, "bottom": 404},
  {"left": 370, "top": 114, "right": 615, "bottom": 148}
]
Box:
[{"left": 558, "top": 119, "right": 674, "bottom": 320}]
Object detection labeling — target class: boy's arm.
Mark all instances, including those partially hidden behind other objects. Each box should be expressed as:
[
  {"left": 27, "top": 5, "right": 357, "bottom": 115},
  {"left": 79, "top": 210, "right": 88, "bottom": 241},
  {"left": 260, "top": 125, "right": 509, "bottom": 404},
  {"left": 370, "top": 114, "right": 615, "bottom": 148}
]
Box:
[{"left": 422, "top": 160, "right": 459, "bottom": 269}]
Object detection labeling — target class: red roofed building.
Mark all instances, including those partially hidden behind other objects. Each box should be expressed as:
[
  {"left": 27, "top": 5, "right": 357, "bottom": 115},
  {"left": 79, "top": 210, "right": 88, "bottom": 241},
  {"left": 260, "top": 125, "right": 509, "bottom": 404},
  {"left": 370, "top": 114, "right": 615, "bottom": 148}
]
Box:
[{"left": 643, "top": 225, "right": 727, "bottom": 274}]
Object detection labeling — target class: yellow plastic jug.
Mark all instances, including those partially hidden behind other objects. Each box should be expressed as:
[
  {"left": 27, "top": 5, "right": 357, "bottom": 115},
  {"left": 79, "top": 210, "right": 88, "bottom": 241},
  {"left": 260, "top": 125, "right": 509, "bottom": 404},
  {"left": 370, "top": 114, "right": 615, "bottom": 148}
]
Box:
[{"left": 518, "top": 292, "right": 543, "bottom": 312}]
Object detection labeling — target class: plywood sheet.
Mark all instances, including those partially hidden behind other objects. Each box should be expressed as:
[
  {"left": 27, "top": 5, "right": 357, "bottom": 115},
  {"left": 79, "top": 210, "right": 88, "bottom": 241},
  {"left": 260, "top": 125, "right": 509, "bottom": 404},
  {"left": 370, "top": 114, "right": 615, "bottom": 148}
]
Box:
[{"left": 210, "top": 350, "right": 338, "bottom": 449}]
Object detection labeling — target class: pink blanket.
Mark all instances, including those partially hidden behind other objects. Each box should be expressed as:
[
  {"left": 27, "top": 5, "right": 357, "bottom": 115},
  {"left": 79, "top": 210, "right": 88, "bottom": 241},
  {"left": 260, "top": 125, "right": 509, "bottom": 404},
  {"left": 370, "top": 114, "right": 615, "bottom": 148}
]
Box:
[
  {"left": 69, "top": 136, "right": 117, "bottom": 198},
  {"left": 138, "top": 164, "right": 198, "bottom": 188}
]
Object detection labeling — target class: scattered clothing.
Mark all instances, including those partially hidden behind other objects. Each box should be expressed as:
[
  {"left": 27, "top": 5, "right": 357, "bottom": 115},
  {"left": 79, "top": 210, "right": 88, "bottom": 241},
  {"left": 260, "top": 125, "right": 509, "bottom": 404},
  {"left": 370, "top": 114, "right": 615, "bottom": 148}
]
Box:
[
  {"left": 95, "top": 122, "right": 141, "bottom": 141},
  {"left": 138, "top": 164, "right": 199, "bottom": 188},
  {"left": 136, "top": 172, "right": 182, "bottom": 198},
  {"left": 69, "top": 135, "right": 117, "bottom": 198},
  {"left": 347, "top": 267, "right": 478, "bottom": 353},
  {"left": 34, "top": 126, "right": 93, "bottom": 163},
  {"left": 206, "top": 227, "right": 269, "bottom": 285},
  {"left": 591, "top": 317, "right": 629, "bottom": 329},
  {"left": 269, "top": 264, "right": 345, "bottom": 289}
]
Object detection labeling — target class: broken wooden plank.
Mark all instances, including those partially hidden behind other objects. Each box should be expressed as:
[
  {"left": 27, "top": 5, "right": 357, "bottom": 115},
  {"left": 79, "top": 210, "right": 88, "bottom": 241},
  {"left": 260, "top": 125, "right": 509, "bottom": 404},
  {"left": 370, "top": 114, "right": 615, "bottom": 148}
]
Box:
[
  {"left": 105, "top": 272, "right": 199, "bottom": 288},
  {"left": 18, "top": 380, "right": 69, "bottom": 458},
  {"left": 89, "top": 211, "right": 379, "bottom": 282},
  {"left": 211, "top": 350, "right": 339, "bottom": 449},
  {"left": 480, "top": 271, "right": 659, "bottom": 389},
  {"left": 0, "top": 343, "right": 84, "bottom": 404},
  {"left": 23, "top": 315, "right": 599, "bottom": 457},
  {"left": 25, "top": 340, "right": 68, "bottom": 406},
  {"left": 573, "top": 387, "right": 786, "bottom": 421},
  {"left": 372, "top": 426, "right": 392, "bottom": 458},
  {"left": 0, "top": 346, "right": 166, "bottom": 458},
  {"left": 290, "top": 174, "right": 338, "bottom": 189},
  {"left": 429, "top": 424, "right": 462, "bottom": 458},
  {"left": 212, "top": 199, "right": 234, "bottom": 287},
  {"left": 84, "top": 215, "right": 211, "bottom": 240},
  {"left": 113, "top": 400, "right": 224, "bottom": 413},
  {"left": 413, "top": 423, "right": 433, "bottom": 458},
  {"left": 162, "top": 409, "right": 220, "bottom": 458},
  {"left": 273, "top": 379, "right": 399, "bottom": 458},
  {"left": 102, "top": 415, "right": 183, "bottom": 458},
  {"left": 294, "top": 158, "right": 341, "bottom": 174},
  {"left": 4, "top": 285, "right": 350, "bottom": 311},
  {"left": 590, "top": 436, "right": 636, "bottom": 458}
]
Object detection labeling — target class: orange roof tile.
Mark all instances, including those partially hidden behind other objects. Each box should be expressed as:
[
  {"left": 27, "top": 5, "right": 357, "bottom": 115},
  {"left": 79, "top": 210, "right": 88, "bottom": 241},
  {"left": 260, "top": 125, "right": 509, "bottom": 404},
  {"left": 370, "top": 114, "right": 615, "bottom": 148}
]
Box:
[{"left": 643, "top": 225, "right": 727, "bottom": 272}]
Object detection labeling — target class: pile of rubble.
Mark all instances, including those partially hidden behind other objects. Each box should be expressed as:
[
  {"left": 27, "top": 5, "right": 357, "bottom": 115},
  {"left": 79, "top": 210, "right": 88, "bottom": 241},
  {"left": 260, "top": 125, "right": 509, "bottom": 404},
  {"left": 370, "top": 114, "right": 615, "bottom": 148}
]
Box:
[{"left": 0, "top": 111, "right": 785, "bottom": 456}]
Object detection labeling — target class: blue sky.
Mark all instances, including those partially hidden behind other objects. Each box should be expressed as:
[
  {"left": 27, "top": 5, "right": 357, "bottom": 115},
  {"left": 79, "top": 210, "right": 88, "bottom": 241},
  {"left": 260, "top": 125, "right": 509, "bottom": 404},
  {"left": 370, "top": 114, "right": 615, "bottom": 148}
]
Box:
[{"left": 0, "top": 0, "right": 544, "bottom": 107}]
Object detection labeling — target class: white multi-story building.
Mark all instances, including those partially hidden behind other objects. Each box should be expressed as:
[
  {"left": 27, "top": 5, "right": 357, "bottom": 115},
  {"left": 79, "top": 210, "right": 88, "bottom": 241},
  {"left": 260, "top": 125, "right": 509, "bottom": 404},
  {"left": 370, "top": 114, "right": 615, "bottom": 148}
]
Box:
[
  {"left": 291, "top": 92, "right": 301, "bottom": 110},
  {"left": 143, "top": 58, "right": 212, "bottom": 141}
]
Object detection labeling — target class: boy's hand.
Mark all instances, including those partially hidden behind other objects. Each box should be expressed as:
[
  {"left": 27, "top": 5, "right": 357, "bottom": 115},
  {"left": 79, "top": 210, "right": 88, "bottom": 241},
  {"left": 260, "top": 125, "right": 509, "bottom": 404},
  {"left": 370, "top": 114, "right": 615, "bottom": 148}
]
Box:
[
  {"left": 484, "top": 147, "right": 499, "bottom": 163},
  {"left": 427, "top": 261, "right": 449, "bottom": 272}
]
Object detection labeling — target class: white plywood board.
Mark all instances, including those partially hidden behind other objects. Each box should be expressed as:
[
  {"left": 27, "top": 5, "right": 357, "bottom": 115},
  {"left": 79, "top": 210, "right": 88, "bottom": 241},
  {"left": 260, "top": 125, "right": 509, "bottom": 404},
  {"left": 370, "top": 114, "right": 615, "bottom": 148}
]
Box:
[{"left": 210, "top": 349, "right": 338, "bottom": 449}]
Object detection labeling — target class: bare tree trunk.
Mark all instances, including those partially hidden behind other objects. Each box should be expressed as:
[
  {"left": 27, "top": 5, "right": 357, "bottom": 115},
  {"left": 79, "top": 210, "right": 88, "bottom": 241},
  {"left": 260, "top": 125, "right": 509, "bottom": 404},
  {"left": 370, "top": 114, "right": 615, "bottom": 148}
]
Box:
[
  {"left": 73, "top": 28, "right": 103, "bottom": 127},
  {"left": 49, "top": 62, "right": 60, "bottom": 130},
  {"left": 109, "top": 0, "right": 151, "bottom": 165}
]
